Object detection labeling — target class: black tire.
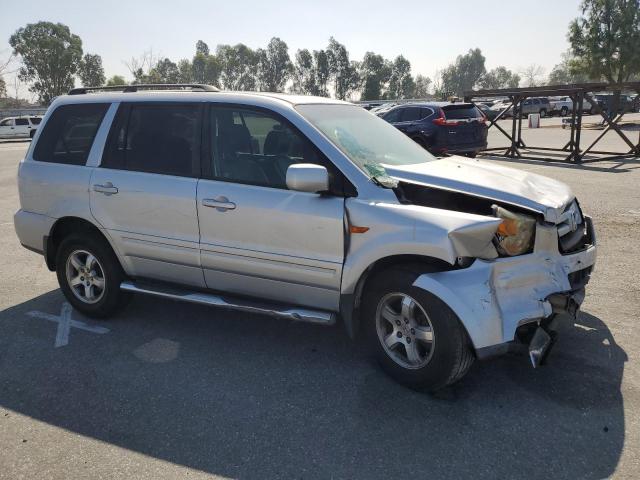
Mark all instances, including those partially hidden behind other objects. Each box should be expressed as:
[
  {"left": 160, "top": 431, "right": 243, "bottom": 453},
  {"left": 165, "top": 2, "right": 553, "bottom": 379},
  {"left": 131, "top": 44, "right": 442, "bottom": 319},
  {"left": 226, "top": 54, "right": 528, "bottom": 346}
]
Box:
[
  {"left": 589, "top": 106, "right": 596, "bottom": 115},
  {"left": 464, "top": 152, "right": 477, "bottom": 158},
  {"left": 539, "top": 108, "right": 547, "bottom": 118},
  {"left": 55, "top": 231, "right": 129, "bottom": 318},
  {"left": 29, "top": 130, "right": 35, "bottom": 139},
  {"left": 363, "top": 267, "right": 474, "bottom": 392},
  {"left": 560, "top": 106, "right": 569, "bottom": 117}
]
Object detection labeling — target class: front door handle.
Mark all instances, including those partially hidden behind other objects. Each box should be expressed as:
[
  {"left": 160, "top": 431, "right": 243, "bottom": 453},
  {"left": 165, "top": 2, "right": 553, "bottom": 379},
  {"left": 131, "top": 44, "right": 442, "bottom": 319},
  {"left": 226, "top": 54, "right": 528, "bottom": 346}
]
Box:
[
  {"left": 93, "top": 182, "right": 118, "bottom": 195},
  {"left": 202, "top": 196, "right": 236, "bottom": 212}
]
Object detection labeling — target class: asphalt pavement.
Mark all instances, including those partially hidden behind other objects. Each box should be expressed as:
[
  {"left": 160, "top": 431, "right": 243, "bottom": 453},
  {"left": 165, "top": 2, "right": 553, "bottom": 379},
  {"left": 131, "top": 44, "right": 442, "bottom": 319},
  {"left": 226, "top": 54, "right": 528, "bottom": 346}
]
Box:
[{"left": 0, "top": 135, "right": 638, "bottom": 479}]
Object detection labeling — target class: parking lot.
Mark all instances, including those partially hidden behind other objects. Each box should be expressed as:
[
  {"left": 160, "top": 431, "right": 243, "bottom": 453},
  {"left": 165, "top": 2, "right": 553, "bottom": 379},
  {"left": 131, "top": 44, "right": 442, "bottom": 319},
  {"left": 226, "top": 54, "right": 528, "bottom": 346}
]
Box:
[{"left": 0, "top": 126, "right": 639, "bottom": 479}]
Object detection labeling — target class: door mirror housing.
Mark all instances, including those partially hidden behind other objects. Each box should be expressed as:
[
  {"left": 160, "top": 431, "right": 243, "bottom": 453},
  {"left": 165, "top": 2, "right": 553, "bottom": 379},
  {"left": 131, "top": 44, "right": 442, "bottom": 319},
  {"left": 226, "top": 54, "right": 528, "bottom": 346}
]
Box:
[{"left": 286, "top": 164, "right": 329, "bottom": 193}]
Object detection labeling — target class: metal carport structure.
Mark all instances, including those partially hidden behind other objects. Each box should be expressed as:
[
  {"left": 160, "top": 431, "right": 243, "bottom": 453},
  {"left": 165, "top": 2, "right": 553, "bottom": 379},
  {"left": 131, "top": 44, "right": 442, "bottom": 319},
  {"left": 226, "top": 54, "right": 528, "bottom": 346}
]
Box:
[{"left": 464, "top": 82, "right": 640, "bottom": 163}]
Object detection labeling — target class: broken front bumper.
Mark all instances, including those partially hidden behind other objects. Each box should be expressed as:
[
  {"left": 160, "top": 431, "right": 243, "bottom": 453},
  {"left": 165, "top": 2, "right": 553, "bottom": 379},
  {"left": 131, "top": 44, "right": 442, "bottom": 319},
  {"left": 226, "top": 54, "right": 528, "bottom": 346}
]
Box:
[{"left": 412, "top": 217, "right": 597, "bottom": 359}]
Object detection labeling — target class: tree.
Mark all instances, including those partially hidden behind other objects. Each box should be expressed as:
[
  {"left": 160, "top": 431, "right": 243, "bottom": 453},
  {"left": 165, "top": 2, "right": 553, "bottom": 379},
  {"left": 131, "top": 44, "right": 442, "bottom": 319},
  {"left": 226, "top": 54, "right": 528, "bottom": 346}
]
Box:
[
  {"left": 106, "top": 75, "right": 126, "bottom": 86},
  {"left": 196, "top": 40, "right": 210, "bottom": 56},
  {"left": 9, "top": 21, "right": 83, "bottom": 104},
  {"left": 147, "top": 58, "right": 180, "bottom": 83},
  {"left": 439, "top": 48, "right": 486, "bottom": 96},
  {"left": 479, "top": 66, "right": 520, "bottom": 89},
  {"left": 413, "top": 74, "right": 431, "bottom": 98},
  {"left": 78, "top": 53, "right": 105, "bottom": 86},
  {"left": 387, "top": 55, "right": 414, "bottom": 99},
  {"left": 359, "top": 52, "right": 391, "bottom": 100},
  {"left": 569, "top": 0, "right": 640, "bottom": 84},
  {"left": 548, "top": 51, "right": 593, "bottom": 84},
  {"left": 216, "top": 44, "right": 257, "bottom": 90},
  {"left": 292, "top": 49, "right": 315, "bottom": 94},
  {"left": 177, "top": 59, "right": 194, "bottom": 83},
  {"left": 313, "top": 50, "right": 330, "bottom": 97},
  {"left": 520, "top": 64, "right": 546, "bottom": 87},
  {"left": 256, "top": 37, "right": 292, "bottom": 92},
  {"left": 0, "top": 76, "right": 6, "bottom": 97},
  {"left": 326, "top": 37, "right": 359, "bottom": 100}
]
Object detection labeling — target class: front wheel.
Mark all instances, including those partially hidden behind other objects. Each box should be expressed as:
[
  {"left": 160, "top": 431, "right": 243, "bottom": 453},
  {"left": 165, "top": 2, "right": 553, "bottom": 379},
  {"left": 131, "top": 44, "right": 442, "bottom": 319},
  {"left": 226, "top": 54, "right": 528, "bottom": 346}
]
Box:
[
  {"left": 56, "top": 233, "right": 129, "bottom": 318},
  {"left": 363, "top": 267, "right": 475, "bottom": 392}
]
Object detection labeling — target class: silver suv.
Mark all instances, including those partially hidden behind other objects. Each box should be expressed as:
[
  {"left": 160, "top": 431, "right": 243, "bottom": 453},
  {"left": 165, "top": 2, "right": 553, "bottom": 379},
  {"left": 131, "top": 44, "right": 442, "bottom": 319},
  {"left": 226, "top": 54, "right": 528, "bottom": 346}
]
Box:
[{"left": 14, "top": 84, "right": 597, "bottom": 391}]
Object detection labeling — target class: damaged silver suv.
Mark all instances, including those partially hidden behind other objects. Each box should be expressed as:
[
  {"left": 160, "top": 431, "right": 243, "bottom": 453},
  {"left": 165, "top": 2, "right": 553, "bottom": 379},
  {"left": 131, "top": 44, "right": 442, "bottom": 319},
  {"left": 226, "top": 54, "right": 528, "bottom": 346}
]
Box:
[{"left": 14, "top": 84, "right": 596, "bottom": 391}]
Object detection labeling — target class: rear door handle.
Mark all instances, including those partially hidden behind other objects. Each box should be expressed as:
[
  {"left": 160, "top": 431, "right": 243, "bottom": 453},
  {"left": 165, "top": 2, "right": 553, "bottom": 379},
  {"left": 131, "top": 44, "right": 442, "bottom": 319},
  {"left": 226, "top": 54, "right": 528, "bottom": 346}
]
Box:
[
  {"left": 93, "top": 182, "right": 118, "bottom": 195},
  {"left": 202, "top": 196, "right": 236, "bottom": 211}
]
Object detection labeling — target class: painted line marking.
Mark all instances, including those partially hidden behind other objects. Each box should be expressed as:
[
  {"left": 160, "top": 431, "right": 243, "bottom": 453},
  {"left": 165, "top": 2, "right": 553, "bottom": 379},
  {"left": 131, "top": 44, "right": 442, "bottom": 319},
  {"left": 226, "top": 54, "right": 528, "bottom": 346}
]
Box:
[{"left": 27, "top": 302, "right": 110, "bottom": 348}]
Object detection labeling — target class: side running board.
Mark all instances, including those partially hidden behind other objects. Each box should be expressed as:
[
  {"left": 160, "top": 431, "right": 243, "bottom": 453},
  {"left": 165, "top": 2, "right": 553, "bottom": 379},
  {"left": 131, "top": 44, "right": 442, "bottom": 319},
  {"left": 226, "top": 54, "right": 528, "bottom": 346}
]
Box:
[{"left": 120, "top": 281, "right": 336, "bottom": 325}]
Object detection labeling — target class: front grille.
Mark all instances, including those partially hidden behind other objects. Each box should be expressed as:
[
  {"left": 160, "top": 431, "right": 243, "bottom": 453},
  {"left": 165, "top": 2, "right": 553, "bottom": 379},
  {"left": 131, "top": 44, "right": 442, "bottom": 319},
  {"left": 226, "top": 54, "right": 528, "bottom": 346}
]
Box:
[{"left": 558, "top": 201, "right": 593, "bottom": 254}]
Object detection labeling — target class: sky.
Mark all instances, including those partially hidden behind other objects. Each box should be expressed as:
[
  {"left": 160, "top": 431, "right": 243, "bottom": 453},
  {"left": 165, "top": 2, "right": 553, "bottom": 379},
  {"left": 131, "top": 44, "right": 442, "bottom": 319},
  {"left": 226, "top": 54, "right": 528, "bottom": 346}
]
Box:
[{"left": 1, "top": 0, "right": 583, "bottom": 98}]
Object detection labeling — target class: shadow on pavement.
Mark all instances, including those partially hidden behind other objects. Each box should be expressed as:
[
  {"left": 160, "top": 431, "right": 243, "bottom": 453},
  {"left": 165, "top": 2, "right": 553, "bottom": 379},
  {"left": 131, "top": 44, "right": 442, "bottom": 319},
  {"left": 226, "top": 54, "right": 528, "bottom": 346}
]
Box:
[{"left": 0, "top": 290, "right": 627, "bottom": 479}]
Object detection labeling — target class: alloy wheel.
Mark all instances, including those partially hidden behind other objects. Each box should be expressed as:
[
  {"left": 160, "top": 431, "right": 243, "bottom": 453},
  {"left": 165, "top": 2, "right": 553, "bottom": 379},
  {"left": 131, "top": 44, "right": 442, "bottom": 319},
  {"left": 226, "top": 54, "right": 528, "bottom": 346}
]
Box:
[{"left": 65, "top": 249, "right": 106, "bottom": 304}]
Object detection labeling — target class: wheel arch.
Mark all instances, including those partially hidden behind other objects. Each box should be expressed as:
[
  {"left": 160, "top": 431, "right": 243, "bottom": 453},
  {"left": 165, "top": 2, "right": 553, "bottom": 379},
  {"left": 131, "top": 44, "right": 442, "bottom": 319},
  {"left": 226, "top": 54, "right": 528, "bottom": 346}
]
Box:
[
  {"left": 45, "top": 216, "right": 120, "bottom": 272},
  {"left": 340, "top": 254, "right": 456, "bottom": 338}
]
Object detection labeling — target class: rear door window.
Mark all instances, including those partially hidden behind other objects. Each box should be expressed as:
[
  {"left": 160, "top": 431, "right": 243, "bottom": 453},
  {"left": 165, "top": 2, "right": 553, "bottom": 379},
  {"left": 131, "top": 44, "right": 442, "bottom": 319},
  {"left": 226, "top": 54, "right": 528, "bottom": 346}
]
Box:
[
  {"left": 420, "top": 108, "right": 434, "bottom": 119},
  {"left": 15, "top": 118, "right": 29, "bottom": 126},
  {"left": 442, "top": 105, "right": 482, "bottom": 120},
  {"left": 30, "top": 117, "right": 42, "bottom": 125},
  {"left": 102, "top": 103, "right": 202, "bottom": 177},
  {"left": 400, "top": 107, "right": 422, "bottom": 122},
  {"left": 33, "top": 103, "right": 109, "bottom": 165},
  {"left": 383, "top": 108, "right": 402, "bottom": 123}
]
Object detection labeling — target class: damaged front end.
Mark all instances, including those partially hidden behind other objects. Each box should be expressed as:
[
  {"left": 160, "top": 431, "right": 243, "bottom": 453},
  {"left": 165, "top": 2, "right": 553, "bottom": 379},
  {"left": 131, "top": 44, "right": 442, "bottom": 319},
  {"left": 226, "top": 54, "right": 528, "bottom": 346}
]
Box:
[{"left": 391, "top": 175, "right": 597, "bottom": 368}]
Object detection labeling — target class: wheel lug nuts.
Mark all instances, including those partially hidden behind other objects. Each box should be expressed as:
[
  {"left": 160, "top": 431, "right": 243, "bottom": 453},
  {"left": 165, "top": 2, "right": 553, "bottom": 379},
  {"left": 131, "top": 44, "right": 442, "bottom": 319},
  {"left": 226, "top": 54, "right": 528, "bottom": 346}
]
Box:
[
  {"left": 407, "top": 338, "right": 412, "bottom": 344},
  {"left": 395, "top": 320, "right": 401, "bottom": 326},
  {"left": 411, "top": 328, "right": 415, "bottom": 334},
  {"left": 396, "top": 332, "right": 403, "bottom": 338}
]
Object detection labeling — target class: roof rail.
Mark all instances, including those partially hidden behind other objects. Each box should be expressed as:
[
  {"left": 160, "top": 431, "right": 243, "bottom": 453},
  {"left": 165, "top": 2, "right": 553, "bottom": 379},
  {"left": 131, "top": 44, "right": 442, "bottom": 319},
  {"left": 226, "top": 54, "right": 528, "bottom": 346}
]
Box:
[{"left": 68, "top": 84, "right": 220, "bottom": 95}]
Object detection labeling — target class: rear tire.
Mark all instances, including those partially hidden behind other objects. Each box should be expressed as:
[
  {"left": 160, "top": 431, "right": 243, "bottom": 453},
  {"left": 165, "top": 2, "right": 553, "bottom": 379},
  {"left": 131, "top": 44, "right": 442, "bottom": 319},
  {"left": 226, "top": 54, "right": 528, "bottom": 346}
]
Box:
[
  {"left": 29, "top": 130, "right": 35, "bottom": 139},
  {"left": 55, "top": 232, "right": 129, "bottom": 318},
  {"left": 539, "top": 108, "right": 547, "bottom": 118},
  {"left": 363, "top": 267, "right": 475, "bottom": 392},
  {"left": 560, "top": 106, "right": 569, "bottom": 117}
]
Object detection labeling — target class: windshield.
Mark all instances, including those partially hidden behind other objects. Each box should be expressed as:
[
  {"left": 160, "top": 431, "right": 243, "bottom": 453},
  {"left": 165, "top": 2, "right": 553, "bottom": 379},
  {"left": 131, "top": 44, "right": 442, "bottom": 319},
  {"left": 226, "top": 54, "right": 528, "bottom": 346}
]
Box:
[{"left": 296, "top": 104, "right": 436, "bottom": 179}]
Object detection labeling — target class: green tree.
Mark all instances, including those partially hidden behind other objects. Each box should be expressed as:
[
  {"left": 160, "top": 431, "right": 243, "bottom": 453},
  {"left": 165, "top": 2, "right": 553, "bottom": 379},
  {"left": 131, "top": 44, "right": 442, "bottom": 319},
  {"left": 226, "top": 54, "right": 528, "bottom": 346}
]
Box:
[
  {"left": 548, "top": 51, "right": 593, "bottom": 84},
  {"left": 148, "top": 58, "right": 180, "bottom": 83},
  {"left": 9, "top": 21, "right": 83, "bottom": 104},
  {"left": 292, "top": 49, "right": 315, "bottom": 94},
  {"left": 177, "top": 59, "right": 194, "bottom": 82},
  {"left": 569, "top": 0, "right": 640, "bottom": 83},
  {"left": 326, "top": 37, "right": 359, "bottom": 100},
  {"left": 106, "top": 75, "right": 126, "bottom": 86},
  {"left": 387, "top": 55, "right": 415, "bottom": 99},
  {"left": 413, "top": 74, "right": 431, "bottom": 98},
  {"left": 192, "top": 51, "right": 221, "bottom": 86},
  {"left": 359, "top": 52, "right": 391, "bottom": 100},
  {"left": 0, "top": 76, "right": 6, "bottom": 97},
  {"left": 519, "top": 64, "right": 546, "bottom": 87},
  {"left": 216, "top": 43, "right": 257, "bottom": 90},
  {"left": 479, "top": 66, "right": 520, "bottom": 89},
  {"left": 196, "top": 40, "right": 210, "bottom": 56},
  {"left": 256, "top": 37, "right": 292, "bottom": 92},
  {"left": 440, "top": 48, "right": 486, "bottom": 96},
  {"left": 313, "top": 50, "right": 330, "bottom": 96},
  {"left": 78, "top": 53, "right": 105, "bottom": 87}
]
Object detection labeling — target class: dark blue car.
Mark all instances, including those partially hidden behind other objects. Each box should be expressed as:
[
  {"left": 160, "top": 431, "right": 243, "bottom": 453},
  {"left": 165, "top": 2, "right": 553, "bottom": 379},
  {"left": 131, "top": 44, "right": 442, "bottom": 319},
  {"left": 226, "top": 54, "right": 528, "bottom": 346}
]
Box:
[{"left": 378, "top": 102, "right": 488, "bottom": 157}]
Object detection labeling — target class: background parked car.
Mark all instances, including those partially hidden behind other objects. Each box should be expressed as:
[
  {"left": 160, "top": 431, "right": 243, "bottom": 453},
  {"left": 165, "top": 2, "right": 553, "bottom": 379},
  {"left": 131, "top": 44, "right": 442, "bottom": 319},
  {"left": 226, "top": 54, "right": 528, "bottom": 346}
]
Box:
[
  {"left": 514, "top": 97, "right": 552, "bottom": 117},
  {"left": 476, "top": 103, "right": 499, "bottom": 121},
  {"left": 0, "top": 116, "right": 42, "bottom": 139},
  {"left": 380, "top": 102, "right": 488, "bottom": 157},
  {"left": 549, "top": 96, "right": 596, "bottom": 116},
  {"left": 489, "top": 100, "right": 513, "bottom": 118}
]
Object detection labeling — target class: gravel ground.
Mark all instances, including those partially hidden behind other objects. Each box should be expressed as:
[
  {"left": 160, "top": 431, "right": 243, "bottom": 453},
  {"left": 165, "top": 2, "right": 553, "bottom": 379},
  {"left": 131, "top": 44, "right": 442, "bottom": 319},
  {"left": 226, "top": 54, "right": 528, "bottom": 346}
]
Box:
[{"left": 0, "top": 131, "right": 638, "bottom": 479}]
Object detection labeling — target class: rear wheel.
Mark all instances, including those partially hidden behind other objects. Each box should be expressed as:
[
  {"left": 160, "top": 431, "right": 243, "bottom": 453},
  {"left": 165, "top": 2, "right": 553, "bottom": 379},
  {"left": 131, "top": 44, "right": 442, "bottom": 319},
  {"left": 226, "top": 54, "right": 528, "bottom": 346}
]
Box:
[
  {"left": 55, "top": 232, "right": 129, "bottom": 318},
  {"left": 539, "top": 108, "right": 547, "bottom": 118},
  {"left": 560, "top": 106, "right": 569, "bottom": 117},
  {"left": 363, "top": 267, "right": 475, "bottom": 392},
  {"left": 29, "top": 130, "right": 35, "bottom": 139}
]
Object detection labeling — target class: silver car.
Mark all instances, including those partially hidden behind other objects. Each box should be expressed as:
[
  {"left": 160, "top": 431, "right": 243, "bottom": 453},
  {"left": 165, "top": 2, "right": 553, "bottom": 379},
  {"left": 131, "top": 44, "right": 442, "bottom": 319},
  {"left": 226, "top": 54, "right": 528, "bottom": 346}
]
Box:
[{"left": 14, "top": 84, "right": 597, "bottom": 392}]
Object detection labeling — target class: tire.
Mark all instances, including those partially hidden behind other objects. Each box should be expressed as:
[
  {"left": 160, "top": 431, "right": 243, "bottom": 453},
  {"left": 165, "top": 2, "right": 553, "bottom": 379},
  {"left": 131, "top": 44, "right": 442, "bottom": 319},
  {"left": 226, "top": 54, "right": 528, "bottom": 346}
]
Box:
[
  {"left": 560, "top": 106, "right": 569, "bottom": 117},
  {"left": 539, "top": 108, "right": 547, "bottom": 118},
  {"left": 29, "top": 130, "right": 35, "bottom": 139},
  {"left": 464, "top": 152, "right": 477, "bottom": 158},
  {"left": 55, "top": 231, "right": 129, "bottom": 318},
  {"left": 363, "top": 267, "right": 475, "bottom": 392},
  {"left": 589, "top": 106, "right": 596, "bottom": 115},
  {"left": 412, "top": 137, "right": 427, "bottom": 149}
]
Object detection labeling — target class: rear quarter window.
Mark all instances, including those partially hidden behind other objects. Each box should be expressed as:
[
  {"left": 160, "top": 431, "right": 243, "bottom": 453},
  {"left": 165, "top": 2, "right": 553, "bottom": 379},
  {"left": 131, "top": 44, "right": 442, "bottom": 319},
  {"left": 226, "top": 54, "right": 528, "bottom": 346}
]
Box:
[{"left": 33, "top": 103, "right": 109, "bottom": 165}]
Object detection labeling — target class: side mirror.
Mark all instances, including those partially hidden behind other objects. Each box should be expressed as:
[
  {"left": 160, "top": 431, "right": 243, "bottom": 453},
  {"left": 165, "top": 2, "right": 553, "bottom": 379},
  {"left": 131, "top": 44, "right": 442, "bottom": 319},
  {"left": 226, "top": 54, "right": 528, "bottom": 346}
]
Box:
[{"left": 286, "top": 164, "right": 329, "bottom": 193}]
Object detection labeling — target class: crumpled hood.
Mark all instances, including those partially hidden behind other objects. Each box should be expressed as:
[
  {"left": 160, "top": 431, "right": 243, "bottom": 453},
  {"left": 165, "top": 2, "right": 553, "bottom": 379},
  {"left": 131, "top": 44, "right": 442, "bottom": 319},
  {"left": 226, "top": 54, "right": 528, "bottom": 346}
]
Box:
[{"left": 382, "top": 156, "right": 574, "bottom": 223}]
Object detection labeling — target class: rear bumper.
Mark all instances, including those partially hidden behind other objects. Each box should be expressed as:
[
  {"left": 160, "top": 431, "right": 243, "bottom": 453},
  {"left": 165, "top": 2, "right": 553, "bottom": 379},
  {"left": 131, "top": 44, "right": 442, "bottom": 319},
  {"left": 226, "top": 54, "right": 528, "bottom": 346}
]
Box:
[
  {"left": 14, "top": 209, "right": 55, "bottom": 256},
  {"left": 412, "top": 219, "right": 597, "bottom": 354}
]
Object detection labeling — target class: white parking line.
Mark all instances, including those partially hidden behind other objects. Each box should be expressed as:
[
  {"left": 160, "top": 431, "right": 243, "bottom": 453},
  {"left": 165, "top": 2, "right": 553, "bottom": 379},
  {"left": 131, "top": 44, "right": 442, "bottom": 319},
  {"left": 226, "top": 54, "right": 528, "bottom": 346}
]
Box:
[{"left": 27, "top": 302, "right": 110, "bottom": 347}]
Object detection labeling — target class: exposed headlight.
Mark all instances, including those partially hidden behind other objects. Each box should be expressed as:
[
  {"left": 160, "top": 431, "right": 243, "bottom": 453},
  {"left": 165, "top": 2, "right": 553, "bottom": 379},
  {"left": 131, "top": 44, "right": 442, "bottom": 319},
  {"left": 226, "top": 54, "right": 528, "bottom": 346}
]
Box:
[{"left": 492, "top": 205, "right": 536, "bottom": 256}]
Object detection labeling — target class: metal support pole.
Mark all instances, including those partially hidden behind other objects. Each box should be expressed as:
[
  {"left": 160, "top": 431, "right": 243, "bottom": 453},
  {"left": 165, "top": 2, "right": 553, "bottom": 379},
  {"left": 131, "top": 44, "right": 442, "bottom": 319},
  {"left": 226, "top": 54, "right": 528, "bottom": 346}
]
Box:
[{"left": 573, "top": 93, "right": 584, "bottom": 163}]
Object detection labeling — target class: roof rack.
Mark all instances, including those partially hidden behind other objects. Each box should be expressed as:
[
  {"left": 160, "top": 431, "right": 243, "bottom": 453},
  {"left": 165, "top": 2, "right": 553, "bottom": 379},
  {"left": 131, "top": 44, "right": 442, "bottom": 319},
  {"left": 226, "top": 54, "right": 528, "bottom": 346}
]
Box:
[{"left": 68, "top": 83, "right": 220, "bottom": 95}]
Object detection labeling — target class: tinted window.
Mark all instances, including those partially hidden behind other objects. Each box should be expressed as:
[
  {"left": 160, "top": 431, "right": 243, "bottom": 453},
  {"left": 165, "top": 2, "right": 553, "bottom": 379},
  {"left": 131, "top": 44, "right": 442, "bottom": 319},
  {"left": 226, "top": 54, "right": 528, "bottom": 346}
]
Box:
[
  {"left": 103, "top": 104, "right": 201, "bottom": 177},
  {"left": 30, "top": 117, "right": 42, "bottom": 125},
  {"left": 383, "top": 108, "right": 402, "bottom": 123},
  {"left": 33, "top": 103, "right": 108, "bottom": 165},
  {"left": 442, "top": 105, "right": 482, "bottom": 119},
  {"left": 400, "top": 107, "right": 422, "bottom": 122},
  {"left": 15, "top": 118, "right": 29, "bottom": 126},
  {"left": 209, "top": 107, "right": 325, "bottom": 189},
  {"left": 533, "top": 99, "right": 540, "bottom": 105},
  {"left": 420, "top": 108, "right": 434, "bottom": 118}
]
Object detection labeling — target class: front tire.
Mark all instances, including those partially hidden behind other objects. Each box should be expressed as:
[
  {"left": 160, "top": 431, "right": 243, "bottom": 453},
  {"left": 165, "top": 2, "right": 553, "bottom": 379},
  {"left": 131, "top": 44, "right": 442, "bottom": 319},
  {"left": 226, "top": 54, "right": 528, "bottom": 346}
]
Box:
[
  {"left": 55, "top": 232, "right": 128, "bottom": 318},
  {"left": 363, "top": 267, "right": 475, "bottom": 392}
]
